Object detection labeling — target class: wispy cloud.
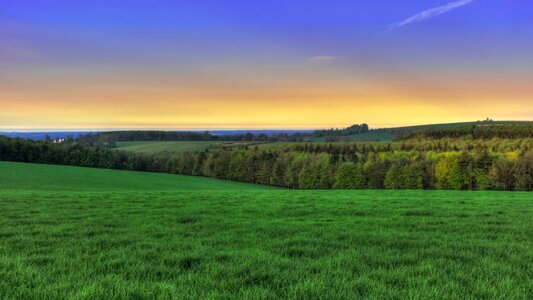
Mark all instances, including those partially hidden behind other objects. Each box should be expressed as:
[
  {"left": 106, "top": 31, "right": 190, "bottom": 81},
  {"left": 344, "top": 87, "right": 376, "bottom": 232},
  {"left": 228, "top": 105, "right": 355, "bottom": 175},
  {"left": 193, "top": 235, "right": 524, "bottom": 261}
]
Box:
[
  {"left": 386, "top": 0, "right": 474, "bottom": 32},
  {"left": 266, "top": 65, "right": 288, "bottom": 70},
  {"left": 308, "top": 56, "right": 338, "bottom": 62}
]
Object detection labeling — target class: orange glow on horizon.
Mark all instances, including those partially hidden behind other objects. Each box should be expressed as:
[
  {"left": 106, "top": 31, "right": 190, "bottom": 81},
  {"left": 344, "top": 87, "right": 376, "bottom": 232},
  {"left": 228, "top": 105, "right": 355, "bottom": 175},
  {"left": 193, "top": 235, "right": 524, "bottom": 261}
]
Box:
[{"left": 2, "top": 61, "right": 532, "bottom": 130}]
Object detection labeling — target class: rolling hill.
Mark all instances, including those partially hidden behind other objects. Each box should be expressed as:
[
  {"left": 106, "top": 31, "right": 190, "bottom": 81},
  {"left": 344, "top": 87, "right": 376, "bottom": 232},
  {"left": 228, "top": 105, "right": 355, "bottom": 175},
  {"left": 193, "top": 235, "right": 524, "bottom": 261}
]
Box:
[
  {"left": 317, "top": 120, "right": 533, "bottom": 142},
  {"left": 113, "top": 141, "right": 230, "bottom": 154},
  {"left": 107, "top": 121, "right": 533, "bottom": 154},
  {"left": 0, "top": 161, "right": 275, "bottom": 191}
]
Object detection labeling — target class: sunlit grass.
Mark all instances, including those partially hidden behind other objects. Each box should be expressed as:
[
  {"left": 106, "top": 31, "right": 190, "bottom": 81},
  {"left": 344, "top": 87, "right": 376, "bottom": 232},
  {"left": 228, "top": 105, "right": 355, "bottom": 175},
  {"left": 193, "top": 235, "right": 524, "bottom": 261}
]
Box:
[{"left": 1, "top": 187, "right": 531, "bottom": 299}]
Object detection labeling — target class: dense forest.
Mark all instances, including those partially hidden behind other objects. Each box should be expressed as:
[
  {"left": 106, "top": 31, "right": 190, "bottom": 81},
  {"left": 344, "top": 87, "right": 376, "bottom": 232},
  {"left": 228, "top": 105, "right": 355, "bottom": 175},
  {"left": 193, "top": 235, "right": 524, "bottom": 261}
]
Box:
[
  {"left": 1, "top": 134, "right": 532, "bottom": 191},
  {"left": 162, "top": 138, "right": 533, "bottom": 191}
]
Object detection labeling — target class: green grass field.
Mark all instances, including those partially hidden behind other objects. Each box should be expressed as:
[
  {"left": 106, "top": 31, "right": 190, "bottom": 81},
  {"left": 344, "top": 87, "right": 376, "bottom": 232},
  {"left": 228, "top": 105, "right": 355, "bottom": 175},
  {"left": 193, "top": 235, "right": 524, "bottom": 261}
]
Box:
[
  {"left": 114, "top": 141, "right": 228, "bottom": 154},
  {"left": 114, "top": 140, "right": 301, "bottom": 154},
  {"left": 114, "top": 141, "right": 276, "bottom": 154},
  {"left": 1, "top": 162, "right": 532, "bottom": 299},
  {"left": 0, "top": 161, "right": 273, "bottom": 191}
]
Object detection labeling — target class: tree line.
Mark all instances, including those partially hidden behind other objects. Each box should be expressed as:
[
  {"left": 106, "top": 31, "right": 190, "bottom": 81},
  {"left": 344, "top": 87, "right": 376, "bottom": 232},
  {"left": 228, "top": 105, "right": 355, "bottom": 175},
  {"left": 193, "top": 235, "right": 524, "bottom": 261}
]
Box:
[
  {"left": 1, "top": 135, "right": 531, "bottom": 191},
  {"left": 166, "top": 146, "right": 532, "bottom": 191},
  {"left": 0, "top": 136, "right": 162, "bottom": 172},
  {"left": 76, "top": 131, "right": 314, "bottom": 147},
  {"left": 313, "top": 124, "right": 369, "bottom": 138}
]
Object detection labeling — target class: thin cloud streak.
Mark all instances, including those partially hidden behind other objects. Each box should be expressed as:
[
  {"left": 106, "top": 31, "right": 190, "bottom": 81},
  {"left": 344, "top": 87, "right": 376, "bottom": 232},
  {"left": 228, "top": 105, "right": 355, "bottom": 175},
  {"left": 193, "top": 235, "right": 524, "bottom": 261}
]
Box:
[
  {"left": 386, "top": 0, "right": 474, "bottom": 32},
  {"left": 308, "top": 56, "right": 338, "bottom": 62}
]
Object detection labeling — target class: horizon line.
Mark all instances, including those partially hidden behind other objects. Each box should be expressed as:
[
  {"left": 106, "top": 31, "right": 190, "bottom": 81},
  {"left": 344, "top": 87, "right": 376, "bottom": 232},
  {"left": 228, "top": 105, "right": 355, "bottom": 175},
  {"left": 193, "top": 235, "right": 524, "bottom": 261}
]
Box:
[{"left": 1, "top": 120, "right": 532, "bottom": 133}]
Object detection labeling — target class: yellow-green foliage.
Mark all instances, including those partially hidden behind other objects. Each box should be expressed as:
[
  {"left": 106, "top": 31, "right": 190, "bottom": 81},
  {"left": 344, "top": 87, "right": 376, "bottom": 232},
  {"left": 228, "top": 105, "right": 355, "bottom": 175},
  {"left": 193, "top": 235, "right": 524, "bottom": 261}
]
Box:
[{"left": 435, "top": 154, "right": 465, "bottom": 190}]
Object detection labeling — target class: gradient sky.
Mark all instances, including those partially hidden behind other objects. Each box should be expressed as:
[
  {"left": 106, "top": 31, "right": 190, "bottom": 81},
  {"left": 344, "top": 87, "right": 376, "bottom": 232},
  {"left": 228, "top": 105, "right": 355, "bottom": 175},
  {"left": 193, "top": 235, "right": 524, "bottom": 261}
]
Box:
[{"left": 1, "top": 1, "right": 532, "bottom": 130}]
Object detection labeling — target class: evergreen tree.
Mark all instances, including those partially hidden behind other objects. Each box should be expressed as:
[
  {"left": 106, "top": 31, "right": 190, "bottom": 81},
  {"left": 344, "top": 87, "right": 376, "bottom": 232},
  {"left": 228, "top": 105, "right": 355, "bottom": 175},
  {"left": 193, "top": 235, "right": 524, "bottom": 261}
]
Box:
[
  {"left": 384, "top": 164, "right": 403, "bottom": 189},
  {"left": 514, "top": 152, "right": 533, "bottom": 191},
  {"left": 270, "top": 156, "right": 288, "bottom": 187},
  {"left": 298, "top": 165, "right": 319, "bottom": 189},
  {"left": 489, "top": 158, "right": 516, "bottom": 191}
]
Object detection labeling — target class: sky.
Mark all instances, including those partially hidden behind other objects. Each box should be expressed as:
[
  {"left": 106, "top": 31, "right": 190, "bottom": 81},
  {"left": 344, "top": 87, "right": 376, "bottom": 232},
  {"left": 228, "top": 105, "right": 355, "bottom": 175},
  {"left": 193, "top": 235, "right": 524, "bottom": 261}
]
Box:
[{"left": 1, "top": 0, "right": 533, "bottom": 130}]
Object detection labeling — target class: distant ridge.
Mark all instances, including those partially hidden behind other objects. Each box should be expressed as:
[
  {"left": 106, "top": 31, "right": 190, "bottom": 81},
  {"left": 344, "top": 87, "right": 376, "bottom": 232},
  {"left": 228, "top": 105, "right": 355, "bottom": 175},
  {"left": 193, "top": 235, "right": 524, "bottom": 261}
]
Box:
[
  {"left": 316, "top": 120, "right": 533, "bottom": 142},
  {"left": 0, "top": 132, "right": 95, "bottom": 141},
  {"left": 0, "top": 130, "right": 314, "bottom": 141},
  {"left": 2, "top": 120, "right": 532, "bottom": 141}
]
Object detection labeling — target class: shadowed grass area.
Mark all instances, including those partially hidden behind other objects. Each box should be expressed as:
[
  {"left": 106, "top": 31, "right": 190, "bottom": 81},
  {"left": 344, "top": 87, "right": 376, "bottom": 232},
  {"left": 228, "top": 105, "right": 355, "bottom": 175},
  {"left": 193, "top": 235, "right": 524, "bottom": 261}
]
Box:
[{"left": 0, "top": 187, "right": 531, "bottom": 299}]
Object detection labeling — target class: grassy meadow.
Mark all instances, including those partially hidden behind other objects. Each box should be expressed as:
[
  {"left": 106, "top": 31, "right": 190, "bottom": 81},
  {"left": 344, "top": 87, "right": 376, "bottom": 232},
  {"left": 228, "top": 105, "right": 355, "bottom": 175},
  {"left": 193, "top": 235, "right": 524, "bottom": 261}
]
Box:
[
  {"left": 1, "top": 162, "right": 532, "bottom": 299},
  {"left": 0, "top": 161, "right": 273, "bottom": 191},
  {"left": 114, "top": 141, "right": 278, "bottom": 154},
  {"left": 114, "top": 140, "right": 304, "bottom": 154},
  {"left": 114, "top": 141, "right": 228, "bottom": 154}
]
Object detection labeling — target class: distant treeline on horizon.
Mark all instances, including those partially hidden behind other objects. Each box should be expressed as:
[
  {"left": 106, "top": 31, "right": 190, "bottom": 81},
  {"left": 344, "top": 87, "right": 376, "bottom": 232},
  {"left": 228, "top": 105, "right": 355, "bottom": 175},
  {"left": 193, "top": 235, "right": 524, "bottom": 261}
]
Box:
[
  {"left": 3, "top": 120, "right": 533, "bottom": 142},
  {"left": 1, "top": 124, "right": 532, "bottom": 192},
  {"left": 75, "top": 124, "right": 371, "bottom": 146}
]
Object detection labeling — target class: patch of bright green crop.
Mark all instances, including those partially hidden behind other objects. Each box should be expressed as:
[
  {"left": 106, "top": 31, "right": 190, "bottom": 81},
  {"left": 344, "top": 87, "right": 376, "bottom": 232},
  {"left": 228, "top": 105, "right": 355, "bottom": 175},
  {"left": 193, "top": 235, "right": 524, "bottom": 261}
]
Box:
[
  {"left": 0, "top": 161, "right": 275, "bottom": 191},
  {"left": 114, "top": 141, "right": 228, "bottom": 154},
  {"left": 114, "top": 141, "right": 280, "bottom": 154}
]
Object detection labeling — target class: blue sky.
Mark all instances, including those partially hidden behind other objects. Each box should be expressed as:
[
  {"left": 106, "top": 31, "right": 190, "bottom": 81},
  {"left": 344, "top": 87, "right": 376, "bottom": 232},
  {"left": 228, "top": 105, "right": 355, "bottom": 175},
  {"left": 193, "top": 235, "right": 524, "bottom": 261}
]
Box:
[{"left": 1, "top": 1, "right": 532, "bottom": 129}]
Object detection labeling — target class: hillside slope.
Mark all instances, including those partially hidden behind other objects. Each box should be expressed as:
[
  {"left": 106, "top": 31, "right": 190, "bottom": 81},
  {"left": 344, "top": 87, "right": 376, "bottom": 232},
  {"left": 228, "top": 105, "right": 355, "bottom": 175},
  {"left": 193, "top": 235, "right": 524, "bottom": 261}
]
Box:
[
  {"left": 333, "top": 120, "right": 533, "bottom": 142},
  {"left": 113, "top": 141, "right": 270, "bottom": 154},
  {"left": 114, "top": 141, "right": 227, "bottom": 154},
  {"left": 0, "top": 161, "right": 275, "bottom": 191}
]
